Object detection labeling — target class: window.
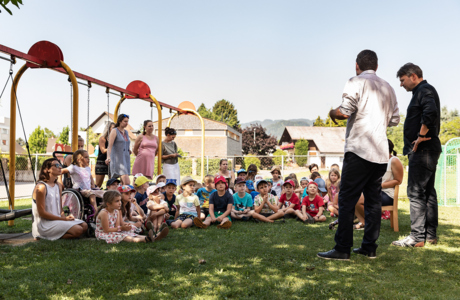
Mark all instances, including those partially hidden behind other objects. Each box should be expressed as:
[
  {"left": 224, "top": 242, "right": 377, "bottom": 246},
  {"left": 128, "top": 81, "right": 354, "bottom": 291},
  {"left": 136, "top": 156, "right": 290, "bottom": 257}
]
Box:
[
  {"left": 184, "top": 129, "right": 193, "bottom": 136},
  {"left": 2, "top": 140, "right": 6, "bottom": 145}
]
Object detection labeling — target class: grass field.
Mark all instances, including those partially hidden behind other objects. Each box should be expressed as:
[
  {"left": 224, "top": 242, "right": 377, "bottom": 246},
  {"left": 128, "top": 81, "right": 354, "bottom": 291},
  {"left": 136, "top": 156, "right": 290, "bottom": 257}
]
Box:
[{"left": 1, "top": 198, "right": 460, "bottom": 299}]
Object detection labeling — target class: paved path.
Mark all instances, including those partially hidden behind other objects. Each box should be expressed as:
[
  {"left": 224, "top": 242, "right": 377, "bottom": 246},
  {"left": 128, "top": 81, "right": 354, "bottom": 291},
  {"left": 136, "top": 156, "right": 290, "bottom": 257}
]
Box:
[
  {"left": 0, "top": 232, "right": 35, "bottom": 246},
  {"left": 0, "top": 182, "right": 35, "bottom": 200}
]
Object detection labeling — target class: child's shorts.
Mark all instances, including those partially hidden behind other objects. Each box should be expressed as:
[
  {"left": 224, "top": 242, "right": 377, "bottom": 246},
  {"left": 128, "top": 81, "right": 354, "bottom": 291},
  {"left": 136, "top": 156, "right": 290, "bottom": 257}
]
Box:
[
  {"left": 200, "top": 208, "right": 209, "bottom": 216},
  {"left": 176, "top": 214, "right": 195, "bottom": 222},
  {"left": 207, "top": 211, "right": 232, "bottom": 222}
]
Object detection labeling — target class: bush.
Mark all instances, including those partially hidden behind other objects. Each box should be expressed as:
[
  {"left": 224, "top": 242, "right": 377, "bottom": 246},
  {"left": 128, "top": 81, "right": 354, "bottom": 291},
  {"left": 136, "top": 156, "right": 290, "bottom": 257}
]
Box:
[
  {"left": 260, "top": 157, "right": 274, "bottom": 170},
  {"left": 244, "top": 155, "right": 260, "bottom": 170},
  {"left": 15, "top": 156, "right": 29, "bottom": 170},
  {"left": 295, "top": 139, "right": 309, "bottom": 166},
  {"left": 31, "top": 156, "right": 50, "bottom": 172},
  {"left": 272, "top": 149, "right": 287, "bottom": 166},
  {"left": 197, "top": 158, "right": 233, "bottom": 176}
]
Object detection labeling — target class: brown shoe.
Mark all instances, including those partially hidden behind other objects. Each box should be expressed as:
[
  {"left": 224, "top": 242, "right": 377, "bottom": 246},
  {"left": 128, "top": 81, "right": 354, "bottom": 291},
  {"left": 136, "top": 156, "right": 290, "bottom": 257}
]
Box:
[
  {"left": 193, "top": 217, "right": 208, "bottom": 229},
  {"left": 414, "top": 241, "right": 425, "bottom": 247},
  {"left": 153, "top": 227, "right": 169, "bottom": 242},
  {"left": 217, "top": 221, "right": 232, "bottom": 229},
  {"left": 427, "top": 238, "right": 438, "bottom": 245}
]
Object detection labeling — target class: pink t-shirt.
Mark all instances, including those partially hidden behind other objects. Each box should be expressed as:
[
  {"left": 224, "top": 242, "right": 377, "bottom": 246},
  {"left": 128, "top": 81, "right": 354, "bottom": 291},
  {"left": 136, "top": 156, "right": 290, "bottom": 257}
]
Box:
[
  {"left": 301, "top": 194, "right": 324, "bottom": 217},
  {"left": 279, "top": 193, "right": 301, "bottom": 211}
]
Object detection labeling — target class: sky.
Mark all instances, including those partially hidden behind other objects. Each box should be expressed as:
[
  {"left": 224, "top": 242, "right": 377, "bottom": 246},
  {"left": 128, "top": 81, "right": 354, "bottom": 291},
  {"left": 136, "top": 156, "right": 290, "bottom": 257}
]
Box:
[{"left": 1, "top": 0, "right": 460, "bottom": 139}]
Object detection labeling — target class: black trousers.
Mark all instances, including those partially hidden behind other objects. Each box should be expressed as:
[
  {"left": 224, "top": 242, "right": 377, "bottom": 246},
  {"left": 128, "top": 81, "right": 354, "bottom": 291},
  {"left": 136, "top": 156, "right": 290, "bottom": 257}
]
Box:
[
  {"left": 334, "top": 152, "right": 386, "bottom": 254},
  {"left": 407, "top": 150, "right": 441, "bottom": 241}
]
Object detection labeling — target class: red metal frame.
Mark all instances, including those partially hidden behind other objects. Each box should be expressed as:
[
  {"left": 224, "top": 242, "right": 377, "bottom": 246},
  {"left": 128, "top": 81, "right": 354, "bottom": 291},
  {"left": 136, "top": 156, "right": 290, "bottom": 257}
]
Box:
[{"left": 0, "top": 42, "right": 180, "bottom": 109}]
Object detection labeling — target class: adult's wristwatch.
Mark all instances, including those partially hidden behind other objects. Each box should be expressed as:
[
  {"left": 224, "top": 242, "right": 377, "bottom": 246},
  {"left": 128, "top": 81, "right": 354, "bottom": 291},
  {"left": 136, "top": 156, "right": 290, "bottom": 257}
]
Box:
[{"left": 418, "top": 133, "right": 427, "bottom": 138}]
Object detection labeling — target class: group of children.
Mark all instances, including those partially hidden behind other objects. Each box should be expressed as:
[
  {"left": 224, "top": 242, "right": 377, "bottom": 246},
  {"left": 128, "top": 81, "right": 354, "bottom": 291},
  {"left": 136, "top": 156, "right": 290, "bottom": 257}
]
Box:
[{"left": 60, "top": 148, "right": 343, "bottom": 245}]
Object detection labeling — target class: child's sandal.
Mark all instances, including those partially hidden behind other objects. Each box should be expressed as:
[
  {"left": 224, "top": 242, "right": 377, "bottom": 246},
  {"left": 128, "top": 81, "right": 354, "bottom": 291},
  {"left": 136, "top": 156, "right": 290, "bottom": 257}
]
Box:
[
  {"left": 153, "top": 227, "right": 169, "bottom": 242},
  {"left": 193, "top": 217, "right": 208, "bottom": 229},
  {"left": 146, "top": 229, "right": 155, "bottom": 242},
  {"left": 217, "top": 221, "right": 232, "bottom": 229}
]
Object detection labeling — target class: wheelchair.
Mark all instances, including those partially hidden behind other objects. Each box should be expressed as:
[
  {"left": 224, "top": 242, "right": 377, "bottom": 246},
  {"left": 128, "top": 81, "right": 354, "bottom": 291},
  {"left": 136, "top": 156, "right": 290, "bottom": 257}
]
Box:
[{"left": 53, "top": 151, "right": 103, "bottom": 236}]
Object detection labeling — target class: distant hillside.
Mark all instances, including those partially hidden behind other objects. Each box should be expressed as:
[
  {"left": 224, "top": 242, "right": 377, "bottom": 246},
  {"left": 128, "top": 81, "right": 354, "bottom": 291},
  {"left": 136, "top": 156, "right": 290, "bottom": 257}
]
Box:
[{"left": 241, "top": 119, "right": 313, "bottom": 139}]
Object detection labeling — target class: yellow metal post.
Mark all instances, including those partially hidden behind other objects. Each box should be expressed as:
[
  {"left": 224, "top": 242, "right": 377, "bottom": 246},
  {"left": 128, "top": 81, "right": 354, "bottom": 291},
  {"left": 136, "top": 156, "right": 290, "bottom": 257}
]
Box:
[
  {"left": 167, "top": 109, "right": 205, "bottom": 182},
  {"left": 60, "top": 61, "right": 79, "bottom": 151},
  {"left": 149, "top": 95, "right": 163, "bottom": 175},
  {"left": 8, "top": 64, "right": 28, "bottom": 226},
  {"left": 113, "top": 96, "right": 126, "bottom": 121}
]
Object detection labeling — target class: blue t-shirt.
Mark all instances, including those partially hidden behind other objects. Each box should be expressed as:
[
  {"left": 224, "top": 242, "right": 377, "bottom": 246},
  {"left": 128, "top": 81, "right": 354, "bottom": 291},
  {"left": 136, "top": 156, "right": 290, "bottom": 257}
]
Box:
[
  {"left": 196, "top": 187, "right": 216, "bottom": 208},
  {"left": 233, "top": 192, "right": 253, "bottom": 211},
  {"left": 250, "top": 191, "right": 259, "bottom": 200},
  {"left": 162, "top": 192, "right": 177, "bottom": 212},
  {"left": 135, "top": 192, "right": 148, "bottom": 214}
]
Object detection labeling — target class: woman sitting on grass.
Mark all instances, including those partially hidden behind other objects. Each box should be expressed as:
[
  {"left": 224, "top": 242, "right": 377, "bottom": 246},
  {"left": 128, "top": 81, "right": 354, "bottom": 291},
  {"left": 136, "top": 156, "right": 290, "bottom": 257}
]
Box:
[{"left": 32, "top": 158, "right": 87, "bottom": 240}]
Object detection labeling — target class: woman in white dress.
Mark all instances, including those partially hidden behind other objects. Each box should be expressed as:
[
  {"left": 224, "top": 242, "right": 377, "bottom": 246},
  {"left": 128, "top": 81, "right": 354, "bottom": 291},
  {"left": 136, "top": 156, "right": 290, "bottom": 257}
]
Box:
[{"left": 32, "top": 158, "right": 88, "bottom": 240}]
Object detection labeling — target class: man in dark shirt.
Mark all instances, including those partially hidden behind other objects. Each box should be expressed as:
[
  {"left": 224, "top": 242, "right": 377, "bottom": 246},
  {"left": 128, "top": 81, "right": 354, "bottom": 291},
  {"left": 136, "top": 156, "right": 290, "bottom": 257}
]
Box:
[{"left": 393, "top": 63, "right": 441, "bottom": 248}]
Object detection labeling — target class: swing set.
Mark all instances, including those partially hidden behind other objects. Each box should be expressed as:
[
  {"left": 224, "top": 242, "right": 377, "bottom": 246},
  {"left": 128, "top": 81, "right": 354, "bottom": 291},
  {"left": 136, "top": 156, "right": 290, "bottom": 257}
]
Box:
[{"left": 0, "top": 41, "right": 197, "bottom": 226}]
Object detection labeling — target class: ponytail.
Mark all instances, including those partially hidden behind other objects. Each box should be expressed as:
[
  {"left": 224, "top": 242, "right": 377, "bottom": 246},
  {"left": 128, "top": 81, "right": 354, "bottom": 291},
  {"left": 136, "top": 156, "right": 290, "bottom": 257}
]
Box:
[
  {"left": 388, "top": 139, "right": 397, "bottom": 156},
  {"left": 143, "top": 120, "right": 153, "bottom": 135}
]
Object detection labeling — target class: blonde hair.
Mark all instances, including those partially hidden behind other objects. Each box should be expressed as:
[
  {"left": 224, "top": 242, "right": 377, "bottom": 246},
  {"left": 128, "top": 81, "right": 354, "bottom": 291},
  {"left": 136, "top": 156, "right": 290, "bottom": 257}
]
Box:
[
  {"left": 72, "top": 149, "right": 87, "bottom": 166},
  {"left": 203, "top": 175, "right": 214, "bottom": 184},
  {"left": 326, "top": 169, "right": 341, "bottom": 189}
]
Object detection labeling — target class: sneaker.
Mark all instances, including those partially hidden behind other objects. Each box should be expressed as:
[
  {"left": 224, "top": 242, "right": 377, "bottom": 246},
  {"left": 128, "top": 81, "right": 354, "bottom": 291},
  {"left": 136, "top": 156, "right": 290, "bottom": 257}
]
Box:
[
  {"left": 193, "top": 217, "right": 208, "bottom": 229},
  {"left": 329, "top": 220, "right": 338, "bottom": 230},
  {"left": 353, "top": 247, "right": 376, "bottom": 259},
  {"left": 217, "top": 221, "right": 232, "bottom": 229},
  {"left": 317, "top": 249, "right": 350, "bottom": 261},
  {"left": 392, "top": 235, "right": 425, "bottom": 247},
  {"left": 304, "top": 213, "right": 315, "bottom": 224}
]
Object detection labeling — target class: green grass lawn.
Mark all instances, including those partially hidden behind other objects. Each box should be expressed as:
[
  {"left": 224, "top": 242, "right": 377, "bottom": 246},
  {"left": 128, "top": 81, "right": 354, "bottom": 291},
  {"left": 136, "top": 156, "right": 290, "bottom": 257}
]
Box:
[{"left": 1, "top": 199, "right": 460, "bottom": 299}]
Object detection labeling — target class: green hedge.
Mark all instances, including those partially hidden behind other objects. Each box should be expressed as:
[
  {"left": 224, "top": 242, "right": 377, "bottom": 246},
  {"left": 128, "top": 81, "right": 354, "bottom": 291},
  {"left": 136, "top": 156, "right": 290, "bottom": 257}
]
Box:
[
  {"left": 272, "top": 150, "right": 287, "bottom": 166},
  {"left": 244, "top": 155, "right": 260, "bottom": 170}
]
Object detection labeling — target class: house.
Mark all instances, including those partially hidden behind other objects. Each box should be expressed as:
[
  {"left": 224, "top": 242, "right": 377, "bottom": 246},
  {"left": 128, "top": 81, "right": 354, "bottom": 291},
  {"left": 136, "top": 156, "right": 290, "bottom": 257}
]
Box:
[
  {"left": 0, "top": 116, "right": 26, "bottom": 154},
  {"left": 279, "top": 126, "right": 346, "bottom": 169},
  {"left": 152, "top": 115, "right": 242, "bottom": 157}
]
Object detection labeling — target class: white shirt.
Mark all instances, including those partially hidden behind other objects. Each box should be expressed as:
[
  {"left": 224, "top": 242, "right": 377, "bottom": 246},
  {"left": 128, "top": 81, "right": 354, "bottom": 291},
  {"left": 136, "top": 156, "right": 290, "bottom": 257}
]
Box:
[{"left": 339, "top": 70, "right": 400, "bottom": 164}]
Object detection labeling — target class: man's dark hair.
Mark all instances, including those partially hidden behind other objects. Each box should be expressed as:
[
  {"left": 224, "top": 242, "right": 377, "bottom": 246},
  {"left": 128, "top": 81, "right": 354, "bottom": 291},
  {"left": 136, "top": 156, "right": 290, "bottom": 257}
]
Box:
[
  {"left": 356, "top": 50, "right": 378, "bottom": 71},
  {"left": 396, "top": 63, "right": 423, "bottom": 79}
]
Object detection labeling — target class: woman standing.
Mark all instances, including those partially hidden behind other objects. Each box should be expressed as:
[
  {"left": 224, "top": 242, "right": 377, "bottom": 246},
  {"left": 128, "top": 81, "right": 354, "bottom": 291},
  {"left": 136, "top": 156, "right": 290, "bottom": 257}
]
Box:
[
  {"left": 216, "top": 159, "right": 235, "bottom": 191},
  {"left": 162, "top": 127, "right": 180, "bottom": 184},
  {"left": 106, "top": 114, "right": 132, "bottom": 185},
  {"left": 132, "top": 120, "right": 158, "bottom": 179},
  {"left": 95, "top": 122, "right": 115, "bottom": 187},
  {"left": 32, "top": 158, "right": 87, "bottom": 240}
]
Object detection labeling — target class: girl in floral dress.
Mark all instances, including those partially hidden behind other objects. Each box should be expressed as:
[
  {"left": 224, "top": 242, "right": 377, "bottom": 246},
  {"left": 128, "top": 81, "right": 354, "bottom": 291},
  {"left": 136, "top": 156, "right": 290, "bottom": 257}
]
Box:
[{"left": 95, "top": 190, "right": 155, "bottom": 243}]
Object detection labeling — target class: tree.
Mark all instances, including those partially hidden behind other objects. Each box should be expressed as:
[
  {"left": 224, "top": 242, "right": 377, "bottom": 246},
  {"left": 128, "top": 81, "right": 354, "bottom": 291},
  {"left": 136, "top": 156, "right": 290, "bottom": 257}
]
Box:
[
  {"left": 29, "top": 126, "right": 47, "bottom": 154},
  {"left": 58, "top": 126, "right": 70, "bottom": 145},
  {"left": 211, "top": 99, "right": 240, "bottom": 129},
  {"left": 325, "top": 115, "right": 347, "bottom": 127},
  {"left": 0, "top": 0, "right": 22, "bottom": 15},
  {"left": 441, "top": 106, "right": 459, "bottom": 123},
  {"left": 313, "top": 116, "right": 325, "bottom": 127},
  {"left": 197, "top": 103, "right": 213, "bottom": 119},
  {"left": 242, "top": 123, "right": 277, "bottom": 155},
  {"left": 440, "top": 117, "right": 460, "bottom": 145},
  {"left": 16, "top": 137, "right": 25, "bottom": 147},
  {"left": 44, "top": 128, "right": 55, "bottom": 138},
  {"left": 386, "top": 114, "right": 407, "bottom": 166},
  {"left": 86, "top": 127, "right": 99, "bottom": 148},
  {"left": 294, "top": 139, "right": 309, "bottom": 166}
]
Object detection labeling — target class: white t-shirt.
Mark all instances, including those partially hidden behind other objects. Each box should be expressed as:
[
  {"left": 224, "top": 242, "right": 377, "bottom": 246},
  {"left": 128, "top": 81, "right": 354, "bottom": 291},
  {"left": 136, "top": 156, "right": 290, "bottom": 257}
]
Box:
[
  {"left": 66, "top": 165, "right": 92, "bottom": 190},
  {"left": 146, "top": 199, "right": 168, "bottom": 215},
  {"left": 272, "top": 179, "right": 284, "bottom": 197},
  {"left": 174, "top": 194, "right": 200, "bottom": 217}
]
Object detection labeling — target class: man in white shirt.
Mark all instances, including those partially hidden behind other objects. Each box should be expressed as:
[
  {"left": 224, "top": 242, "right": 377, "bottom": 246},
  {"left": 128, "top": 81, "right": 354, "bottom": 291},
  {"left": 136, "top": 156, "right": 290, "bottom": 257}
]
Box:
[{"left": 317, "top": 50, "right": 400, "bottom": 260}]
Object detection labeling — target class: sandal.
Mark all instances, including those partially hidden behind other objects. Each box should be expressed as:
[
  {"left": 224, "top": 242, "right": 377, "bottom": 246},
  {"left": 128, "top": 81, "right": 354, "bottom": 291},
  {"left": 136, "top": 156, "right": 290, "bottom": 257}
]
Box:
[
  {"left": 153, "top": 227, "right": 169, "bottom": 242},
  {"left": 217, "top": 221, "right": 232, "bottom": 229},
  {"left": 193, "top": 217, "right": 208, "bottom": 229},
  {"left": 329, "top": 220, "right": 339, "bottom": 230},
  {"left": 353, "top": 222, "right": 365, "bottom": 230}
]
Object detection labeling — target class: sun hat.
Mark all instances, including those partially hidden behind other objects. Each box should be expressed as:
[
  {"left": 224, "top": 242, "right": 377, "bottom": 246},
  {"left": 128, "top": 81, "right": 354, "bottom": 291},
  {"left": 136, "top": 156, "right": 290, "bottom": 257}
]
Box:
[
  {"left": 180, "top": 176, "right": 197, "bottom": 187},
  {"left": 157, "top": 182, "right": 166, "bottom": 188},
  {"left": 314, "top": 178, "right": 327, "bottom": 193},
  {"left": 237, "top": 169, "right": 247, "bottom": 174},
  {"left": 246, "top": 180, "right": 255, "bottom": 191},
  {"left": 270, "top": 166, "right": 281, "bottom": 174},
  {"left": 235, "top": 177, "right": 246, "bottom": 185},
  {"left": 117, "top": 185, "right": 135, "bottom": 193},
  {"left": 214, "top": 175, "right": 228, "bottom": 189},
  {"left": 146, "top": 185, "right": 161, "bottom": 195},
  {"left": 155, "top": 174, "right": 166, "bottom": 182},
  {"left": 134, "top": 176, "right": 151, "bottom": 187},
  {"left": 165, "top": 179, "right": 177, "bottom": 186},
  {"left": 255, "top": 179, "right": 268, "bottom": 191},
  {"left": 283, "top": 180, "right": 295, "bottom": 187}
]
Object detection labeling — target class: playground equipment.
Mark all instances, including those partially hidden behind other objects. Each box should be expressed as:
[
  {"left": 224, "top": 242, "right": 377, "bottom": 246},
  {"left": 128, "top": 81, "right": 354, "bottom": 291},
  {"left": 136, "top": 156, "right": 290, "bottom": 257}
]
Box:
[
  {"left": 0, "top": 41, "right": 182, "bottom": 225},
  {"left": 167, "top": 101, "right": 205, "bottom": 182},
  {"left": 436, "top": 137, "right": 460, "bottom": 206}
]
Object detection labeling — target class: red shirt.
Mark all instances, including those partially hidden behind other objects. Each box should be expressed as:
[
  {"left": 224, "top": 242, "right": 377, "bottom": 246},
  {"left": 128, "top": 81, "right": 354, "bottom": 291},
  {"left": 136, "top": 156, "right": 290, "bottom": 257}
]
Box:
[
  {"left": 279, "top": 193, "right": 301, "bottom": 211},
  {"left": 301, "top": 194, "right": 324, "bottom": 217}
]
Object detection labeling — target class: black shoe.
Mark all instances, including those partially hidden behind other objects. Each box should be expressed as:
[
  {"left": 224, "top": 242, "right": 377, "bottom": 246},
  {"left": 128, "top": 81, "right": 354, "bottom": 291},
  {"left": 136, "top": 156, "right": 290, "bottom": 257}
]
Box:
[
  {"left": 352, "top": 247, "right": 376, "bottom": 259},
  {"left": 241, "top": 216, "right": 248, "bottom": 221},
  {"left": 317, "top": 249, "right": 350, "bottom": 261}
]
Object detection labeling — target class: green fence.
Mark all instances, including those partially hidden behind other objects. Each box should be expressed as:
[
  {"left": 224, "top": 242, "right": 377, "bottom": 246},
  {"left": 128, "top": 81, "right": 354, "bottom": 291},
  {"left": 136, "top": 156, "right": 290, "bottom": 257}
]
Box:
[{"left": 435, "top": 138, "right": 460, "bottom": 206}]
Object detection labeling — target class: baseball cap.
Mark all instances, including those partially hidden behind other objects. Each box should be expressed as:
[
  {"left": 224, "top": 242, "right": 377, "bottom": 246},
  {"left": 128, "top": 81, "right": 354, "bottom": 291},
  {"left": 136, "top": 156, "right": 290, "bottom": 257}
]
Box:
[
  {"left": 255, "top": 179, "right": 268, "bottom": 191},
  {"left": 117, "top": 185, "right": 135, "bottom": 193},
  {"left": 146, "top": 185, "right": 161, "bottom": 195},
  {"left": 165, "top": 179, "right": 177, "bottom": 186},
  {"left": 106, "top": 178, "right": 120, "bottom": 187},
  {"left": 246, "top": 180, "right": 255, "bottom": 191},
  {"left": 237, "top": 169, "right": 247, "bottom": 174},
  {"left": 214, "top": 175, "right": 228, "bottom": 189},
  {"left": 134, "top": 176, "right": 151, "bottom": 187},
  {"left": 155, "top": 174, "right": 166, "bottom": 182},
  {"left": 235, "top": 177, "right": 246, "bottom": 185},
  {"left": 133, "top": 173, "right": 144, "bottom": 181},
  {"left": 254, "top": 175, "right": 263, "bottom": 181},
  {"left": 283, "top": 180, "right": 295, "bottom": 187},
  {"left": 314, "top": 178, "right": 327, "bottom": 193}
]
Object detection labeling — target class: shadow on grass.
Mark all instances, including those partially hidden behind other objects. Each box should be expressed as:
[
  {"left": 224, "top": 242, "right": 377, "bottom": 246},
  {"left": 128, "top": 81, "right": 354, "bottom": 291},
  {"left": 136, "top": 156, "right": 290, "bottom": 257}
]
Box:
[{"left": 0, "top": 200, "right": 459, "bottom": 299}]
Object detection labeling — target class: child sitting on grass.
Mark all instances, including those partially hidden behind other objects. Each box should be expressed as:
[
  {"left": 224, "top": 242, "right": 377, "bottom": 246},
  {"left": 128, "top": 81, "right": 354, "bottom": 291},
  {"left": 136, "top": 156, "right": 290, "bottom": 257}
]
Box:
[
  {"left": 134, "top": 176, "right": 150, "bottom": 215},
  {"left": 96, "top": 190, "right": 160, "bottom": 243},
  {"left": 246, "top": 180, "right": 259, "bottom": 200},
  {"left": 237, "top": 169, "right": 247, "bottom": 181},
  {"left": 118, "top": 185, "right": 143, "bottom": 232},
  {"left": 231, "top": 178, "right": 254, "bottom": 221},
  {"left": 155, "top": 174, "right": 166, "bottom": 185},
  {"left": 266, "top": 179, "right": 278, "bottom": 196},
  {"left": 105, "top": 178, "right": 120, "bottom": 191},
  {"left": 278, "top": 180, "right": 302, "bottom": 219},
  {"left": 270, "top": 166, "right": 284, "bottom": 197},
  {"left": 163, "top": 179, "right": 178, "bottom": 222},
  {"left": 61, "top": 149, "right": 104, "bottom": 216},
  {"left": 196, "top": 175, "right": 216, "bottom": 220},
  {"left": 300, "top": 181, "right": 326, "bottom": 224},
  {"left": 295, "top": 176, "right": 310, "bottom": 199},
  {"left": 170, "top": 177, "right": 200, "bottom": 229},
  {"left": 194, "top": 176, "right": 233, "bottom": 229},
  {"left": 252, "top": 179, "right": 284, "bottom": 223},
  {"left": 145, "top": 185, "right": 170, "bottom": 234},
  {"left": 325, "top": 169, "right": 340, "bottom": 216}
]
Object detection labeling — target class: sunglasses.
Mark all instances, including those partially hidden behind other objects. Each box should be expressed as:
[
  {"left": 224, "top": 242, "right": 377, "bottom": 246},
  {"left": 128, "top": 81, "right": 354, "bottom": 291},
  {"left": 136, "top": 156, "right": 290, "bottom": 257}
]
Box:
[
  {"left": 51, "top": 163, "right": 62, "bottom": 168},
  {"left": 121, "top": 114, "right": 129, "bottom": 118}
]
